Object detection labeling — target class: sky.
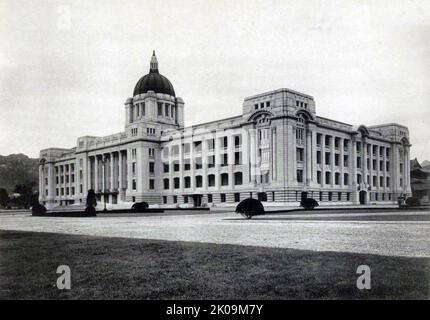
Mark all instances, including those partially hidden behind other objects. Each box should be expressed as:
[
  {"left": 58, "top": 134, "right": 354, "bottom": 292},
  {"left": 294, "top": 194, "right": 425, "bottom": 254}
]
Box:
[{"left": 0, "top": 0, "right": 429, "bottom": 160}]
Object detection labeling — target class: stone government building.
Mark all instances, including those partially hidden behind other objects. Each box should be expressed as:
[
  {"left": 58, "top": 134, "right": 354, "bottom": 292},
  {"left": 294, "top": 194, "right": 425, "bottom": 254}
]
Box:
[{"left": 39, "top": 52, "right": 412, "bottom": 208}]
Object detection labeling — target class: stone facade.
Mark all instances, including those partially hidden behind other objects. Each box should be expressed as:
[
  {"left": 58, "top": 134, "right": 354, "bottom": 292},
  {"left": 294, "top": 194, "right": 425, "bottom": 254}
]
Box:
[{"left": 39, "top": 53, "right": 412, "bottom": 208}]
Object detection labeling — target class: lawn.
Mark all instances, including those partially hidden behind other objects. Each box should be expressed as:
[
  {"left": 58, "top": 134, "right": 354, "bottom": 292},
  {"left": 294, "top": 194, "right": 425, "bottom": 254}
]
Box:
[{"left": 0, "top": 230, "right": 428, "bottom": 299}]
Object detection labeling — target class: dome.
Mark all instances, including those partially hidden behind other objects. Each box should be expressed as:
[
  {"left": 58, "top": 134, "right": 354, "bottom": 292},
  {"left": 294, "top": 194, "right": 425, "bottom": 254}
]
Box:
[{"left": 133, "top": 51, "right": 176, "bottom": 97}]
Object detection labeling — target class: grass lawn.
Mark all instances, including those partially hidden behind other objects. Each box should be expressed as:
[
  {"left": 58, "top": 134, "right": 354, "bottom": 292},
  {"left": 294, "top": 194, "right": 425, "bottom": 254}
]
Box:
[{"left": 0, "top": 230, "right": 428, "bottom": 299}]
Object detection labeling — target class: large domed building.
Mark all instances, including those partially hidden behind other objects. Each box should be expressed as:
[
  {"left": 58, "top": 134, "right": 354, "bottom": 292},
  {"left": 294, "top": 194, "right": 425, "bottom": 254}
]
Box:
[{"left": 39, "top": 51, "right": 411, "bottom": 209}]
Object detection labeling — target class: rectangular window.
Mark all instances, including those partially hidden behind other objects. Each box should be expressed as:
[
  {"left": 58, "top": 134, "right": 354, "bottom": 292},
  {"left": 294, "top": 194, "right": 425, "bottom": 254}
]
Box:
[
  {"left": 163, "top": 196, "right": 167, "bottom": 204},
  {"left": 163, "top": 163, "right": 169, "bottom": 173},
  {"left": 297, "top": 148, "right": 304, "bottom": 162},
  {"left": 234, "top": 152, "right": 242, "bottom": 165},
  {"left": 234, "top": 193, "right": 240, "bottom": 203},
  {"left": 165, "top": 104, "right": 170, "bottom": 117},
  {"left": 221, "top": 153, "right": 228, "bottom": 166},
  {"left": 207, "top": 139, "right": 215, "bottom": 150},
  {"left": 207, "top": 194, "right": 213, "bottom": 203},
  {"left": 174, "top": 161, "right": 180, "bottom": 172},
  {"left": 157, "top": 103, "right": 163, "bottom": 116},
  {"left": 149, "top": 162, "right": 155, "bottom": 174},
  {"left": 149, "top": 179, "right": 154, "bottom": 190},
  {"left": 317, "top": 151, "right": 321, "bottom": 164},
  {"left": 325, "top": 153, "right": 331, "bottom": 165},
  {"left": 335, "top": 154, "right": 340, "bottom": 166},
  {"left": 173, "top": 195, "right": 177, "bottom": 204},
  {"left": 208, "top": 155, "right": 215, "bottom": 168},
  {"left": 317, "top": 171, "right": 322, "bottom": 184},
  {"left": 297, "top": 170, "right": 303, "bottom": 183},
  {"left": 220, "top": 193, "right": 226, "bottom": 203},
  {"left": 195, "top": 157, "right": 202, "bottom": 170}
]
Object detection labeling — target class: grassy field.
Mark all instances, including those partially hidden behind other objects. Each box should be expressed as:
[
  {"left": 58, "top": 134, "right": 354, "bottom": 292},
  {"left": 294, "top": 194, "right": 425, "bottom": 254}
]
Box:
[{"left": 0, "top": 230, "right": 428, "bottom": 299}]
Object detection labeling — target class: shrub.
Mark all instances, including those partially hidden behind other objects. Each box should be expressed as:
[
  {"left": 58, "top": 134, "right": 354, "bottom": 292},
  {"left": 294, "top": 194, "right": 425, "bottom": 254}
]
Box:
[
  {"left": 300, "top": 198, "right": 319, "bottom": 210},
  {"left": 132, "top": 202, "right": 149, "bottom": 212},
  {"left": 31, "top": 203, "right": 47, "bottom": 216},
  {"left": 405, "top": 197, "right": 420, "bottom": 207},
  {"left": 235, "top": 198, "right": 265, "bottom": 219},
  {"left": 84, "top": 206, "right": 97, "bottom": 216}
]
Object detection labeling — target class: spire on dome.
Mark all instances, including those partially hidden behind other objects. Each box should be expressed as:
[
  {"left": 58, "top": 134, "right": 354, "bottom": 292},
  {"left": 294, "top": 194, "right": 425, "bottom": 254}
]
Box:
[{"left": 149, "top": 50, "right": 159, "bottom": 73}]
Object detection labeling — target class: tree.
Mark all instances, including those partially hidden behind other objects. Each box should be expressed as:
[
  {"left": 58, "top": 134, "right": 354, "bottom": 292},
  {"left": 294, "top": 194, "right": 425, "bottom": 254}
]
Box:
[
  {"left": 0, "top": 188, "right": 8, "bottom": 207},
  {"left": 85, "top": 189, "right": 97, "bottom": 216}
]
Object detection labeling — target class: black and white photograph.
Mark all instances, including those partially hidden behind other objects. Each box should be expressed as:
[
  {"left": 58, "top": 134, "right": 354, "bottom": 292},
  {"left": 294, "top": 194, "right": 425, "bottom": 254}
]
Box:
[{"left": 0, "top": 0, "right": 429, "bottom": 310}]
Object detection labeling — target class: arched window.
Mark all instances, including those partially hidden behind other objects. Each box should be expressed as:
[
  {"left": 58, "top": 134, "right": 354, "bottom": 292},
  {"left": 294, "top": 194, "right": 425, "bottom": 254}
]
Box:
[
  {"left": 163, "top": 178, "right": 169, "bottom": 190},
  {"left": 234, "top": 172, "right": 243, "bottom": 185},
  {"left": 221, "top": 173, "right": 229, "bottom": 186}
]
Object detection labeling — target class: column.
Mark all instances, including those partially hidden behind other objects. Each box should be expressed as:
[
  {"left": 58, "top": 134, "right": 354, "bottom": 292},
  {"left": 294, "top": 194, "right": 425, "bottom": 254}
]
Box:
[
  {"left": 340, "top": 138, "right": 344, "bottom": 188},
  {"left": 363, "top": 140, "right": 368, "bottom": 185},
  {"left": 306, "top": 130, "right": 312, "bottom": 185},
  {"left": 118, "top": 151, "right": 123, "bottom": 189},
  {"left": 94, "top": 156, "right": 99, "bottom": 192},
  {"left": 110, "top": 153, "right": 115, "bottom": 191},
  {"left": 202, "top": 137, "right": 208, "bottom": 189},
  {"left": 249, "top": 128, "right": 257, "bottom": 184},
  {"left": 330, "top": 135, "right": 335, "bottom": 187},
  {"left": 321, "top": 134, "right": 326, "bottom": 186},
  {"left": 228, "top": 135, "right": 234, "bottom": 188},
  {"left": 215, "top": 134, "right": 221, "bottom": 188},
  {"left": 311, "top": 130, "right": 317, "bottom": 185}
]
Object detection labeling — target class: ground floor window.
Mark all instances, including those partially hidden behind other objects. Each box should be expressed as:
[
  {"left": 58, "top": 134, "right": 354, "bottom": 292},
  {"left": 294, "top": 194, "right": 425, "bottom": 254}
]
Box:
[
  {"left": 163, "top": 196, "right": 167, "bottom": 204},
  {"left": 328, "top": 192, "right": 333, "bottom": 201},
  {"left": 173, "top": 196, "right": 177, "bottom": 203},
  {"left": 132, "top": 196, "right": 135, "bottom": 202},
  {"left": 220, "top": 193, "right": 226, "bottom": 202},
  {"left": 184, "top": 196, "right": 188, "bottom": 203},
  {"left": 338, "top": 192, "right": 342, "bottom": 201},
  {"left": 234, "top": 193, "right": 240, "bottom": 203},
  {"left": 207, "top": 194, "right": 213, "bottom": 203}
]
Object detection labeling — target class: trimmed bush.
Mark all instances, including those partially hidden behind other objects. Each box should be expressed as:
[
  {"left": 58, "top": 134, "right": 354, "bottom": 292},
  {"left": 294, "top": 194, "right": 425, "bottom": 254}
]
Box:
[
  {"left": 405, "top": 197, "right": 420, "bottom": 207},
  {"left": 132, "top": 202, "right": 149, "bottom": 212},
  {"left": 235, "top": 198, "right": 265, "bottom": 219},
  {"left": 300, "top": 198, "right": 319, "bottom": 210},
  {"left": 31, "top": 203, "right": 47, "bottom": 216}
]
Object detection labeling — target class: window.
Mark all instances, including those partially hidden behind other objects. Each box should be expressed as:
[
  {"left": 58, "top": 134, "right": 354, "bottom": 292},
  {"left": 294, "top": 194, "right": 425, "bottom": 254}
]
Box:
[
  {"left": 195, "top": 175, "right": 203, "bottom": 188},
  {"left": 325, "top": 136, "right": 331, "bottom": 147},
  {"left": 194, "top": 141, "right": 202, "bottom": 152},
  {"left": 234, "top": 135, "right": 241, "bottom": 147},
  {"left": 132, "top": 179, "right": 136, "bottom": 190},
  {"left": 221, "top": 153, "right": 228, "bottom": 166},
  {"left": 386, "top": 177, "right": 390, "bottom": 187},
  {"left": 132, "top": 162, "right": 136, "bottom": 175},
  {"left": 338, "top": 192, "right": 342, "bottom": 201},
  {"left": 165, "top": 104, "right": 169, "bottom": 117},
  {"left": 163, "top": 178, "right": 169, "bottom": 190},
  {"left": 234, "top": 193, "right": 240, "bottom": 202},
  {"left": 344, "top": 155, "right": 349, "bottom": 167},
  {"left": 344, "top": 173, "right": 349, "bottom": 185},
  {"left": 317, "top": 151, "right": 321, "bottom": 164},
  {"left": 325, "top": 172, "right": 331, "bottom": 184},
  {"left": 357, "top": 174, "right": 362, "bottom": 184},
  {"left": 184, "top": 159, "right": 191, "bottom": 171},
  {"left": 158, "top": 103, "right": 163, "bottom": 116},
  {"left": 234, "top": 152, "right": 242, "bottom": 165},
  {"left": 184, "top": 176, "right": 191, "bottom": 188},
  {"left": 234, "top": 172, "right": 243, "bottom": 185},
  {"left": 195, "top": 157, "right": 202, "bottom": 170},
  {"left": 149, "top": 148, "right": 155, "bottom": 157},
  {"left": 328, "top": 192, "right": 333, "bottom": 201},
  {"left": 325, "top": 153, "right": 331, "bottom": 165},
  {"left": 207, "top": 139, "right": 215, "bottom": 151},
  {"left": 380, "top": 176, "right": 384, "bottom": 188},
  {"left": 149, "top": 162, "right": 155, "bottom": 174},
  {"left": 344, "top": 140, "right": 349, "bottom": 151},
  {"left": 141, "top": 103, "right": 145, "bottom": 116},
  {"left": 174, "top": 177, "right": 180, "bottom": 189},
  {"left": 357, "top": 157, "right": 361, "bottom": 169},
  {"left": 220, "top": 193, "right": 226, "bottom": 202},
  {"left": 208, "top": 174, "right": 215, "bottom": 187},
  {"left": 163, "top": 196, "right": 167, "bottom": 204},
  {"left": 254, "top": 104, "right": 258, "bottom": 110},
  {"left": 347, "top": 193, "right": 351, "bottom": 201},
  {"left": 297, "top": 148, "right": 304, "bottom": 162},
  {"left": 208, "top": 155, "right": 215, "bottom": 168},
  {"left": 335, "top": 172, "right": 340, "bottom": 185},
  {"left": 149, "top": 179, "right": 154, "bottom": 189},
  {"left": 183, "top": 196, "right": 188, "bottom": 203},
  {"left": 174, "top": 161, "right": 180, "bottom": 172},
  {"left": 173, "top": 195, "right": 177, "bottom": 204},
  {"left": 221, "top": 173, "right": 229, "bottom": 186},
  {"left": 297, "top": 170, "right": 304, "bottom": 183},
  {"left": 317, "top": 171, "right": 322, "bottom": 184},
  {"left": 335, "top": 154, "right": 340, "bottom": 166},
  {"left": 183, "top": 143, "right": 191, "bottom": 154},
  {"left": 163, "top": 163, "right": 169, "bottom": 173},
  {"left": 207, "top": 194, "right": 213, "bottom": 203}
]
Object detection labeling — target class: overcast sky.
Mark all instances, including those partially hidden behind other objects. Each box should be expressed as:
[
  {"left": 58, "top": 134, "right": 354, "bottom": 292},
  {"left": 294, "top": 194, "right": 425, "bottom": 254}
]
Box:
[{"left": 0, "top": 0, "right": 429, "bottom": 160}]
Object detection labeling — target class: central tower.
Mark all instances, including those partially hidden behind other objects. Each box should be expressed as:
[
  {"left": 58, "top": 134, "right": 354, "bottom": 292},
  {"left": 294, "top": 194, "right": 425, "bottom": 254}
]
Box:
[{"left": 124, "top": 51, "right": 184, "bottom": 132}]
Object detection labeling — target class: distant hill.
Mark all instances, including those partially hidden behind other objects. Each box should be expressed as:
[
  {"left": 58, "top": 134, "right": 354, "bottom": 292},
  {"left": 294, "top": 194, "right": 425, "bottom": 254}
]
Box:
[
  {"left": 0, "top": 154, "right": 39, "bottom": 193},
  {"left": 421, "top": 160, "right": 430, "bottom": 170}
]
